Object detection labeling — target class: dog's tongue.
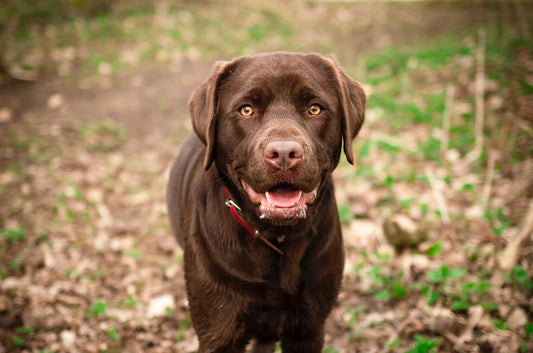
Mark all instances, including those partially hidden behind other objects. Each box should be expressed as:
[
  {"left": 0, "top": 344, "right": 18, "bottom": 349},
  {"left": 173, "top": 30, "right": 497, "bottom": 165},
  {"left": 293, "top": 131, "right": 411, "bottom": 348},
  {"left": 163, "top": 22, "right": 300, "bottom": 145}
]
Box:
[{"left": 266, "top": 186, "right": 301, "bottom": 208}]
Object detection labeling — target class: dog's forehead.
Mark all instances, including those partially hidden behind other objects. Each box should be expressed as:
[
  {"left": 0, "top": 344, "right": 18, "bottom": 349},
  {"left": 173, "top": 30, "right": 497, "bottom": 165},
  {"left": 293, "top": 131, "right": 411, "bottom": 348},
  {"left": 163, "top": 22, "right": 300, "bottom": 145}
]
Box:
[{"left": 223, "top": 53, "right": 337, "bottom": 98}]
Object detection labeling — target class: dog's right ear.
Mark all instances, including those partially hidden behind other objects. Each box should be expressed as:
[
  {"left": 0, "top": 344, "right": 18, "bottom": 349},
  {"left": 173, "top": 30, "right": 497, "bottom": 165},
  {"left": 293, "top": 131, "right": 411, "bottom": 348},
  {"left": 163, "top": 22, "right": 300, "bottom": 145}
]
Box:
[{"left": 189, "top": 61, "right": 231, "bottom": 170}]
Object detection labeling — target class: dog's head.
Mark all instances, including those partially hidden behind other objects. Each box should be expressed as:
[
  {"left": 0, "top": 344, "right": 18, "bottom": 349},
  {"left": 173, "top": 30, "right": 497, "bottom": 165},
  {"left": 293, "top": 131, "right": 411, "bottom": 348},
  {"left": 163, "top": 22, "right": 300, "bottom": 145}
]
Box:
[{"left": 189, "top": 52, "right": 365, "bottom": 225}]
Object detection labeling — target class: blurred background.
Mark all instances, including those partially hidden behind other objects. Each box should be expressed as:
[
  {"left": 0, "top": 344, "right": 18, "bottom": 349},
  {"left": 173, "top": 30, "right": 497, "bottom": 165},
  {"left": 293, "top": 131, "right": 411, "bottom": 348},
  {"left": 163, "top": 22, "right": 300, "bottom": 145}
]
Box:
[{"left": 0, "top": 1, "right": 532, "bottom": 352}]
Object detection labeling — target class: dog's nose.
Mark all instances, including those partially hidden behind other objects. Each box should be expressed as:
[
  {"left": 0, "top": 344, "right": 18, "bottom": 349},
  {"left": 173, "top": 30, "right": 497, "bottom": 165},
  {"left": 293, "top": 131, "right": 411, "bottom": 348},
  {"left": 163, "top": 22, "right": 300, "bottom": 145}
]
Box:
[{"left": 264, "top": 140, "right": 304, "bottom": 170}]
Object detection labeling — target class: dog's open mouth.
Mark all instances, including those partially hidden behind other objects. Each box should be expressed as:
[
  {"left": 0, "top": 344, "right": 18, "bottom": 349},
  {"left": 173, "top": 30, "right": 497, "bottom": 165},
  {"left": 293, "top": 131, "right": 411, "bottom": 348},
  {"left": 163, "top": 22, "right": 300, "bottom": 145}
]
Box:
[{"left": 241, "top": 181, "right": 318, "bottom": 220}]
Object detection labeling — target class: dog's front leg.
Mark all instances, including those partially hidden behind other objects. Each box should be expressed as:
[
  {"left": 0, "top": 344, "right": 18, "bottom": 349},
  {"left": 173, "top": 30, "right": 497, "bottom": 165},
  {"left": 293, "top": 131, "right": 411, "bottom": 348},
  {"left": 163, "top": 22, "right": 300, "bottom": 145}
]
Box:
[
  {"left": 280, "top": 327, "right": 325, "bottom": 353},
  {"left": 248, "top": 340, "right": 276, "bottom": 353}
]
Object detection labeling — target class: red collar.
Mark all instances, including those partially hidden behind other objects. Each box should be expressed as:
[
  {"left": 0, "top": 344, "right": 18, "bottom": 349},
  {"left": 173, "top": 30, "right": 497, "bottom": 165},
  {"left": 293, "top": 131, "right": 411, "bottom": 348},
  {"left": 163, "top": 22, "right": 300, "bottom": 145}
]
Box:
[{"left": 224, "top": 187, "right": 284, "bottom": 255}]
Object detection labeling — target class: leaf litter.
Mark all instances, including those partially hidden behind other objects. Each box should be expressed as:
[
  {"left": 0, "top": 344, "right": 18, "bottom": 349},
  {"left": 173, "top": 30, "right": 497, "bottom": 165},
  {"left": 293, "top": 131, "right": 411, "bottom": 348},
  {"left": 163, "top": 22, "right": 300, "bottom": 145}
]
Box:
[{"left": 1, "top": 1, "right": 532, "bottom": 352}]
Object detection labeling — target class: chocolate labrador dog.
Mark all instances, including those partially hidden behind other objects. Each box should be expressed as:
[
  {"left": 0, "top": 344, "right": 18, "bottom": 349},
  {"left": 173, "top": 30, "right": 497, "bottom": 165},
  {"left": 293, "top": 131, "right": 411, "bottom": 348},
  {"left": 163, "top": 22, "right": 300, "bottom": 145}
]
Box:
[{"left": 166, "top": 52, "right": 365, "bottom": 352}]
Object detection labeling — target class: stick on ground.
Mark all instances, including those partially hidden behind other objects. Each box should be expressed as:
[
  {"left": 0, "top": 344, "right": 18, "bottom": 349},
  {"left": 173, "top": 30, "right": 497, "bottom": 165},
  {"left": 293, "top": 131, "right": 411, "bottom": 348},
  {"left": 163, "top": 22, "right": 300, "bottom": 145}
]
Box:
[{"left": 499, "top": 199, "right": 533, "bottom": 271}]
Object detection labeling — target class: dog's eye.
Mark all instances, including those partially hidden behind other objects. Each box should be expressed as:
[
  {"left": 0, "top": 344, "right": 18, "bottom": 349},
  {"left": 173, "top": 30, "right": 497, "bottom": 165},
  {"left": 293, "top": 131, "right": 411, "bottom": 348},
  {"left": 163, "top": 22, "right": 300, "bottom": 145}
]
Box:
[
  {"left": 309, "top": 104, "right": 322, "bottom": 116},
  {"left": 239, "top": 105, "right": 254, "bottom": 117}
]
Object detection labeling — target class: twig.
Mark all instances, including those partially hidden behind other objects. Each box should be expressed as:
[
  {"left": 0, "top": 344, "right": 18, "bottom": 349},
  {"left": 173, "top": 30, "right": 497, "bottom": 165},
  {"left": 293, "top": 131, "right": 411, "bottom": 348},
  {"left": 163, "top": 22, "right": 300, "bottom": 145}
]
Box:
[
  {"left": 95, "top": 202, "right": 113, "bottom": 228},
  {"left": 499, "top": 199, "right": 533, "bottom": 271},
  {"left": 383, "top": 311, "right": 418, "bottom": 353},
  {"left": 425, "top": 167, "right": 450, "bottom": 224},
  {"left": 473, "top": 28, "right": 486, "bottom": 157},
  {"left": 441, "top": 84, "right": 455, "bottom": 153},
  {"left": 443, "top": 332, "right": 470, "bottom": 353},
  {"left": 479, "top": 150, "right": 499, "bottom": 212},
  {"left": 456, "top": 29, "right": 487, "bottom": 171},
  {"left": 458, "top": 306, "right": 484, "bottom": 346}
]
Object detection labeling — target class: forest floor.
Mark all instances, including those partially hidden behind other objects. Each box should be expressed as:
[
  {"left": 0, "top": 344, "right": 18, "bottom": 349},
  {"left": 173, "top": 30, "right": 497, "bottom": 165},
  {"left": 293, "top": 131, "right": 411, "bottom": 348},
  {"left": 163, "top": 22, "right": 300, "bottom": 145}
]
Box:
[{"left": 1, "top": 1, "right": 532, "bottom": 352}]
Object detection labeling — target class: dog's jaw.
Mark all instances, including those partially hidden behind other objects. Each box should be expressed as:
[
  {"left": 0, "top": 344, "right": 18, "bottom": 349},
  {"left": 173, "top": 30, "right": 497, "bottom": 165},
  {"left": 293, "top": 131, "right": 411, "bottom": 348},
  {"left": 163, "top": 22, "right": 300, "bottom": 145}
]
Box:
[{"left": 241, "top": 180, "right": 318, "bottom": 221}]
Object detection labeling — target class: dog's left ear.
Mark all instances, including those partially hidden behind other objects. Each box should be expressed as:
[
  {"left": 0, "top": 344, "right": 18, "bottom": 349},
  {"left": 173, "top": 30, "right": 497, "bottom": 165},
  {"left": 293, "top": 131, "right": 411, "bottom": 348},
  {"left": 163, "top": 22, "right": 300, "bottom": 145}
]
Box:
[
  {"left": 324, "top": 54, "right": 366, "bottom": 165},
  {"left": 188, "top": 60, "right": 232, "bottom": 170}
]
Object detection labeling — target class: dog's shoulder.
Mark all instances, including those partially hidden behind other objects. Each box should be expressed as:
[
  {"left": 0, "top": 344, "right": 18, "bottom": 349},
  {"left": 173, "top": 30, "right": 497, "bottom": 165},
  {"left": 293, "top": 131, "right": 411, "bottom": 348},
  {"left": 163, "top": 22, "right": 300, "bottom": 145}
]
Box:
[{"left": 167, "top": 133, "right": 210, "bottom": 243}]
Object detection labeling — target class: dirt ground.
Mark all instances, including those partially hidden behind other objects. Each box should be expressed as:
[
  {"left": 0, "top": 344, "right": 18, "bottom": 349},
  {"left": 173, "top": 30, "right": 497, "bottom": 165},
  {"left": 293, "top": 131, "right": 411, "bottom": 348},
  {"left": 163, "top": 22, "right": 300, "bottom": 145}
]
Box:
[{"left": 1, "top": 1, "right": 532, "bottom": 352}]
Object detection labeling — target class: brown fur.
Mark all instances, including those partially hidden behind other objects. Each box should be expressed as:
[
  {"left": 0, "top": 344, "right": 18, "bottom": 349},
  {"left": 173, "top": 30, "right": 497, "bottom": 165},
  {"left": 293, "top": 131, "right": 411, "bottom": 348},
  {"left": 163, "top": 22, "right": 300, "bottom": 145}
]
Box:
[{"left": 166, "top": 52, "right": 365, "bottom": 353}]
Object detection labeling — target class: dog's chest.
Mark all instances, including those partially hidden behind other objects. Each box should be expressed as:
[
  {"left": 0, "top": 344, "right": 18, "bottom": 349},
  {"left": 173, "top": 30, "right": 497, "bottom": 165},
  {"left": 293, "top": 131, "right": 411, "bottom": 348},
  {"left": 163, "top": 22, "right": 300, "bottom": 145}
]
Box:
[{"left": 257, "top": 235, "right": 311, "bottom": 296}]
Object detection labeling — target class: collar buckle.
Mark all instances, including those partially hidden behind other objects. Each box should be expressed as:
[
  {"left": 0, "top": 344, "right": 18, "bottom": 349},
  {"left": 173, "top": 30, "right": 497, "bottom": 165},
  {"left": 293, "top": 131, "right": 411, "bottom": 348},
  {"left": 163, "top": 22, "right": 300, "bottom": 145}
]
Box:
[{"left": 225, "top": 198, "right": 241, "bottom": 212}]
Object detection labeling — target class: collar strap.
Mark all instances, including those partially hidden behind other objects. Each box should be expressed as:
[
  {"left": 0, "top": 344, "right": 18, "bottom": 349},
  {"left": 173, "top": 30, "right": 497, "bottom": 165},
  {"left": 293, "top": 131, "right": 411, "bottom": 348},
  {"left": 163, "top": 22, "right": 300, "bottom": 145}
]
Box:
[{"left": 224, "top": 187, "right": 284, "bottom": 255}]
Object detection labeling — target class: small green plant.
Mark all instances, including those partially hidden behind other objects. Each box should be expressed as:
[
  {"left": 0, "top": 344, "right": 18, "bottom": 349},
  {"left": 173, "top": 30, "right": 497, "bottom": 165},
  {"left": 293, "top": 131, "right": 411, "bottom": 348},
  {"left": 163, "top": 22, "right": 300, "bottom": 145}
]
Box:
[
  {"left": 90, "top": 301, "right": 108, "bottom": 316},
  {"left": 462, "top": 183, "right": 475, "bottom": 193},
  {"left": 119, "top": 296, "right": 138, "bottom": 308},
  {"left": 492, "top": 319, "right": 511, "bottom": 331},
  {"left": 483, "top": 207, "right": 512, "bottom": 236},
  {"left": 337, "top": 204, "right": 352, "bottom": 225},
  {"left": 425, "top": 242, "right": 442, "bottom": 257},
  {"left": 125, "top": 248, "right": 141, "bottom": 261},
  {"left": 377, "top": 140, "right": 403, "bottom": 154},
  {"left": 374, "top": 251, "right": 391, "bottom": 262},
  {"left": 345, "top": 306, "right": 366, "bottom": 327},
  {"left": 525, "top": 322, "right": 533, "bottom": 340},
  {"left": 1, "top": 227, "right": 25, "bottom": 244},
  {"left": 399, "top": 198, "right": 415, "bottom": 212},
  {"left": 176, "top": 317, "right": 192, "bottom": 342},
  {"left": 12, "top": 336, "right": 25, "bottom": 347},
  {"left": 15, "top": 326, "right": 35, "bottom": 335},
  {"left": 418, "top": 137, "right": 442, "bottom": 162},
  {"left": 421, "top": 265, "right": 467, "bottom": 306},
  {"left": 451, "top": 280, "right": 493, "bottom": 312},
  {"left": 354, "top": 166, "right": 374, "bottom": 177},
  {"left": 386, "top": 338, "right": 400, "bottom": 349},
  {"left": 365, "top": 266, "right": 407, "bottom": 302},
  {"left": 420, "top": 284, "right": 439, "bottom": 306},
  {"left": 504, "top": 265, "right": 533, "bottom": 291},
  {"left": 426, "top": 265, "right": 466, "bottom": 284},
  {"left": 420, "top": 203, "right": 430, "bottom": 216},
  {"left": 406, "top": 334, "right": 441, "bottom": 353},
  {"left": 89, "top": 269, "right": 106, "bottom": 280},
  {"left": 106, "top": 328, "right": 120, "bottom": 341},
  {"left": 358, "top": 140, "right": 371, "bottom": 160},
  {"left": 11, "top": 326, "right": 35, "bottom": 348},
  {"left": 10, "top": 255, "right": 23, "bottom": 270}
]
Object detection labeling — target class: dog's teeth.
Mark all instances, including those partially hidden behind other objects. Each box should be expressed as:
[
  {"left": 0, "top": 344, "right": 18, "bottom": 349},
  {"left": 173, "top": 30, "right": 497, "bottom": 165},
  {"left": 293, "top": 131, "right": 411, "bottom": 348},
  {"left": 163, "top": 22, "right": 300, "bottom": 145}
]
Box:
[
  {"left": 265, "top": 192, "right": 274, "bottom": 207},
  {"left": 297, "top": 191, "right": 303, "bottom": 203},
  {"left": 260, "top": 213, "right": 266, "bottom": 219}
]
